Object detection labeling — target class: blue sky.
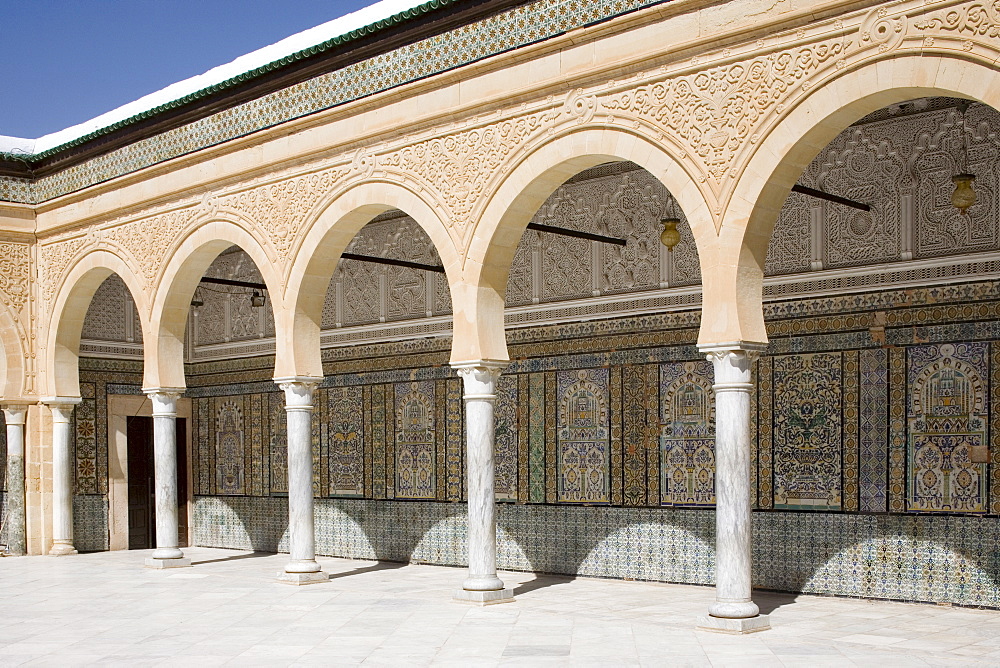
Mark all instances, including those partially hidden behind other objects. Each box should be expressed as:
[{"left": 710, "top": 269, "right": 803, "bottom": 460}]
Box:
[{"left": 3, "top": 1, "right": 375, "bottom": 139}]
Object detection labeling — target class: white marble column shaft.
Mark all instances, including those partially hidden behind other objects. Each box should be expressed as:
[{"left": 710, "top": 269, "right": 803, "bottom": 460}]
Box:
[
  {"left": 3, "top": 405, "right": 28, "bottom": 556},
  {"left": 275, "top": 377, "right": 328, "bottom": 584},
  {"left": 46, "top": 399, "right": 81, "bottom": 556},
  {"left": 699, "top": 345, "right": 769, "bottom": 633},
  {"left": 453, "top": 362, "right": 513, "bottom": 605},
  {"left": 144, "top": 389, "right": 190, "bottom": 568}
]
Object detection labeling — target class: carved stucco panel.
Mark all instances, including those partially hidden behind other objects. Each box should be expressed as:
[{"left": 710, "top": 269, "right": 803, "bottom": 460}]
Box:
[
  {"left": 214, "top": 166, "right": 350, "bottom": 268},
  {"left": 0, "top": 242, "right": 30, "bottom": 313},
  {"left": 601, "top": 37, "right": 850, "bottom": 189}
]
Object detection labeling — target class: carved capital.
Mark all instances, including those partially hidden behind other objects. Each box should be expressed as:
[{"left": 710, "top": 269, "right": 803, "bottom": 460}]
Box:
[
  {"left": 453, "top": 360, "right": 508, "bottom": 400},
  {"left": 698, "top": 343, "right": 767, "bottom": 391},
  {"left": 143, "top": 388, "right": 184, "bottom": 417},
  {"left": 274, "top": 376, "right": 322, "bottom": 411}
]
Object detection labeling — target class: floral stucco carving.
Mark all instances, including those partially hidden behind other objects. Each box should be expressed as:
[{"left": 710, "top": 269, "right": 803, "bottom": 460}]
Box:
[
  {"left": 602, "top": 37, "right": 850, "bottom": 185},
  {"left": 0, "top": 242, "right": 30, "bottom": 312},
  {"left": 380, "top": 110, "right": 562, "bottom": 245},
  {"left": 31, "top": 0, "right": 1000, "bottom": 312},
  {"left": 214, "top": 166, "right": 350, "bottom": 264}
]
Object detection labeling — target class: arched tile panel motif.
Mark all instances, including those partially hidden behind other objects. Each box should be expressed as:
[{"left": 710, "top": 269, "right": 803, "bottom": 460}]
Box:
[
  {"left": 659, "top": 361, "right": 715, "bottom": 507},
  {"left": 394, "top": 381, "right": 436, "bottom": 500},
  {"left": 907, "top": 343, "right": 988, "bottom": 513},
  {"left": 557, "top": 368, "right": 610, "bottom": 504}
]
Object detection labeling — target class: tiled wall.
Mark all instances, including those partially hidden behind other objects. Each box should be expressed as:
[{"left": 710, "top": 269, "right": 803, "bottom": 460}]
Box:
[
  {"left": 193, "top": 496, "right": 1000, "bottom": 608},
  {"left": 70, "top": 279, "right": 1000, "bottom": 607}
]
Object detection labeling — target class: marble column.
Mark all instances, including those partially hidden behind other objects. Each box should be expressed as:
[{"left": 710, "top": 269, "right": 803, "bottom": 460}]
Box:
[
  {"left": 275, "top": 377, "right": 328, "bottom": 584},
  {"left": 3, "top": 405, "right": 28, "bottom": 556},
  {"left": 143, "top": 389, "right": 190, "bottom": 568},
  {"left": 698, "top": 345, "right": 770, "bottom": 633},
  {"left": 453, "top": 362, "right": 514, "bottom": 605},
  {"left": 46, "top": 399, "right": 81, "bottom": 556}
]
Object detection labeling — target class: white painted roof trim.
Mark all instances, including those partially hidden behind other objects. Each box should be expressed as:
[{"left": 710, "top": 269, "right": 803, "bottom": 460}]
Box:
[{"left": 1, "top": 0, "right": 424, "bottom": 156}]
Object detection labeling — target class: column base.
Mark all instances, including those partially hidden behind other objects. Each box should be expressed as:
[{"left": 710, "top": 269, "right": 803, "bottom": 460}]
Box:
[
  {"left": 697, "top": 614, "right": 771, "bottom": 634},
  {"left": 48, "top": 544, "right": 78, "bottom": 556},
  {"left": 277, "top": 571, "right": 330, "bottom": 585},
  {"left": 454, "top": 588, "right": 515, "bottom": 606},
  {"left": 144, "top": 557, "right": 192, "bottom": 569}
]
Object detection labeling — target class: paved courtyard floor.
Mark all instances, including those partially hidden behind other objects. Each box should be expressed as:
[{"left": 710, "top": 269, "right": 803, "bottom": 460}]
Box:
[{"left": 2, "top": 547, "right": 1000, "bottom": 667}]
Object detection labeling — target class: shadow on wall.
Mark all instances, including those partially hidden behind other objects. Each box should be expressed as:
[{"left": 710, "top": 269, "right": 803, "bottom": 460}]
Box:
[
  {"left": 191, "top": 497, "right": 1000, "bottom": 607},
  {"left": 753, "top": 513, "right": 1000, "bottom": 608}
]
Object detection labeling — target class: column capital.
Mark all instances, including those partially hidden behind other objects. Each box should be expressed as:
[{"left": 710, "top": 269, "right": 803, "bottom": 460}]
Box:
[
  {"left": 274, "top": 376, "right": 322, "bottom": 410},
  {"left": 143, "top": 388, "right": 184, "bottom": 417},
  {"left": 698, "top": 343, "right": 766, "bottom": 391},
  {"left": 452, "top": 360, "right": 507, "bottom": 400},
  {"left": 2, "top": 404, "right": 28, "bottom": 425},
  {"left": 42, "top": 397, "right": 82, "bottom": 423}
]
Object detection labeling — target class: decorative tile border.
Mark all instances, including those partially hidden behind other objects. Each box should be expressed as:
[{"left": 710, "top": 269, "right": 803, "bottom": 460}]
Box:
[{"left": 1, "top": 0, "right": 666, "bottom": 204}]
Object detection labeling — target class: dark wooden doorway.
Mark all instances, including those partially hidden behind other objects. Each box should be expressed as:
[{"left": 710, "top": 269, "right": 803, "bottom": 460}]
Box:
[{"left": 127, "top": 417, "right": 188, "bottom": 550}]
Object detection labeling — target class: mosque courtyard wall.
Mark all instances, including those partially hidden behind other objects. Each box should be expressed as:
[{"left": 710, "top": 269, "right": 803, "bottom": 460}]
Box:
[{"left": 51, "top": 271, "right": 1000, "bottom": 608}]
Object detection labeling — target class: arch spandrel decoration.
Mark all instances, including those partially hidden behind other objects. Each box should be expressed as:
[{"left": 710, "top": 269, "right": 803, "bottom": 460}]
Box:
[
  {"left": 41, "top": 249, "right": 148, "bottom": 398},
  {"left": 0, "top": 240, "right": 32, "bottom": 399},
  {"left": 28, "top": 0, "right": 1000, "bottom": 364}
]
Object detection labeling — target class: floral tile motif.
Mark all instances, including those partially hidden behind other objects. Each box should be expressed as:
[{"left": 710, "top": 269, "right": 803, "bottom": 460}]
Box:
[
  {"left": 772, "top": 353, "right": 843, "bottom": 511},
  {"left": 394, "top": 381, "right": 437, "bottom": 500}
]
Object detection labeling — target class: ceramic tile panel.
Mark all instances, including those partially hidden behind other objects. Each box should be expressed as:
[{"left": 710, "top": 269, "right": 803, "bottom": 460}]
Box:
[
  {"left": 328, "top": 386, "right": 365, "bottom": 497},
  {"left": 446, "top": 377, "right": 465, "bottom": 502},
  {"left": 528, "top": 373, "right": 546, "bottom": 503},
  {"left": 268, "top": 392, "right": 287, "bottom": 495},
  {"left": 859, "top": 348, "right": 889, "bottom": 512},
  {"left": 394, "top": 381, "right": 437, "bottom": 500},
  {"left": 907, "top": 343, "right": 988, "bottom": 513},
  {"left": 517, "top": 374, "right": 530, "bottom": 504},
  {"left": 659, "top": 361, "right": 715, "bottom": 507},
  {"left": 556, "top": 368, "right": 611, "bottom": 504},
  {"left": 495, "top": 373, "right": 518, "bottom": 502},
  {"left": 621, "top": 364, "right": 647, "bottom": 506},
  {"left": 74, "top": 385, "right": 98, "bottom": 495},
  {"left": 73, "top": 495, "right": 109, "bottom": 552},
  {"left": 214, "top": 398, "right": 246, "bottom": 495},
  {"left": 773, "top": 353, "right": 843, "bottom": 511}
]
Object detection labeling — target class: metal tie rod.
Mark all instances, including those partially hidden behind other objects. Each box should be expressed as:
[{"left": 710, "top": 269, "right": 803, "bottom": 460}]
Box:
[
  {"left": 340, "top": 252, "right": 446, "bottom": 274},
  {"left": 792, "top": 184, "right": 871, "bottom": 212},
  {"left": 527, "top": 222, "right": 627, "bottom": 246}
]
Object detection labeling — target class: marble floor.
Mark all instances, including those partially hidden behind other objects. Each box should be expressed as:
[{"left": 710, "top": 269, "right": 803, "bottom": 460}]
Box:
[{"left": 1, "top": 547, "right": 999, "bottom": 667}]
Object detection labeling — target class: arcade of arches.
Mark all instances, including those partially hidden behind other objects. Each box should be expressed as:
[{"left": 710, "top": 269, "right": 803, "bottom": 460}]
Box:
[{"left": 2, "top": 0, "right": 1000, "bottom": 632}]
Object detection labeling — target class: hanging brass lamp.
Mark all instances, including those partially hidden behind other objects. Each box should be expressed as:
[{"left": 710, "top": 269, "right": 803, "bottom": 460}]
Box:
[
  {"left": 951, "top": 101, "right": 977, "bottom": 216},
  {"left": 660, "top": 217, "right": 681, "bottom": 251}
]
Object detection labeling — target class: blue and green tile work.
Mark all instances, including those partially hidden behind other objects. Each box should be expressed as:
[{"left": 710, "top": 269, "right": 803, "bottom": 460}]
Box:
[{"left": 70, "top": 278, "right": 1000, "bottom": 608}]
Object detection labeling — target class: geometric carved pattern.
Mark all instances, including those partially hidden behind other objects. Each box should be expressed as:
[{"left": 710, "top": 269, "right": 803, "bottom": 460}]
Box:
[
  {"left": 394, "top": 381, "right": 436, "bottom": 500},
  {"left": 556, "top": 369, "right": 610, "bottom": 504},
  {"left": 773, "top": 353, "right": 843, "bottom": 511},
  {"left": 659, "top": 361, "right": 715, "bottom": 507},
  {"left": 907, "top": 343, "right": 988, "bottom": 513}
]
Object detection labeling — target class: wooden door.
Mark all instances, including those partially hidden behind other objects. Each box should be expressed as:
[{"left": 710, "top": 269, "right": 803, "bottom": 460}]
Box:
[
  {"left": 127, "top": 416, "right": 154, "bottom": 550},
  {"left": 176, "top": 418, "right": 189, "bottom": 547}
]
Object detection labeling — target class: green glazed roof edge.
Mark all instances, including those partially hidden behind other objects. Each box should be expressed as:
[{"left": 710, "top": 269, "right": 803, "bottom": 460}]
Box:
[{"left": 13, "top": 0, "right": 456, "bottom": 162}]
